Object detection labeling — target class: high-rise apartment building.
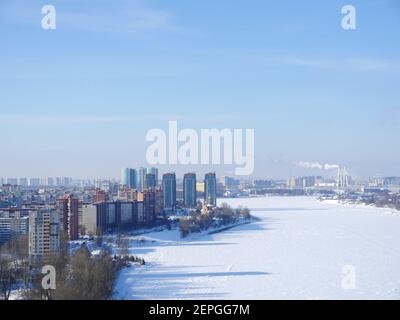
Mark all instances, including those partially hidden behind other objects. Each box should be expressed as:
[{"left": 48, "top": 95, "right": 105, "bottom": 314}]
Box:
[
  {"left": 136, "top": 167, "right": 146, "bottom": 192},
  {"left": 143, "top": 190, "right": 156, "bottom": 225},
  {"left": 122, "top": 167, "right": 158, "bottom": 191},
  {"left": 145, "top": 173, "right": 157, "bottom": 190},
  {"left": 147, "top": 168, "right": 158, "bottom": 186},
  {"left": 162, "top": 173, "right": 176, "bottom": 209},
  {"left": 204, "top": 173, "right": 217, "bottom": 207},
  {"left": 29, "top": 210, "right": 60, "bottom": 264},
  {"left": 183, "top": 173, "right": 197, "bottom": 208},
  {"left": 154, "top": 187, "right": 164, "bottom": 216},
  {"left": 56, "top": 195, "right": 80, "bottom": 240}
]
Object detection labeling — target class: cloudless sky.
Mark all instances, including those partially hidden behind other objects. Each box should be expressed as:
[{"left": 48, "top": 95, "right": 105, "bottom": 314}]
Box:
[{"left": 0, "top": 0, "right": 399, "bottom": 179}]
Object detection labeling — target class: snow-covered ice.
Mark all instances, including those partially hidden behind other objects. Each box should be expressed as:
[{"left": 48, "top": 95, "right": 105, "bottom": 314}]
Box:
[{"left": 113, "top": 196, "right": 400, "bottom": 300}]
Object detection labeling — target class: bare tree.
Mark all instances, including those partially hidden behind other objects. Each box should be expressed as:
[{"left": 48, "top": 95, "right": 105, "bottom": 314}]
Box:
[
  {"left": 0, "top": 255, "right": 15, "bottom": 300},
  {"left": 120, "top": 238, "right": 130, "bottom": 257}
]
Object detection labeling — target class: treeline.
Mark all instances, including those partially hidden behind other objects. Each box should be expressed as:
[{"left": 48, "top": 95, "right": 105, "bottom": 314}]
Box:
[
  {"left": 0, "top": 231, "right": 123, "bottom": 300},
  {"left": 338, "top": 192, "right": 400, "bottom": 211},
  {"left": 370, "top": 193, "right": 400, "bottom": 210},
  {"left": 0, "top": 235, "right": 29, "bottom": 300},
  {"left": 25, "top": 241, "right": 116, "bottom": 300},
  {"left": 113, "top": 254, "right": 145, "bottom": 266},
  {"left": 179, "top": 204, "right": 251, "bottom": 238}
]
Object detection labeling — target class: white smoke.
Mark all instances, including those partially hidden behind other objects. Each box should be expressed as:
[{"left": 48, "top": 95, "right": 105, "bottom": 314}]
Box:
[
  {"left": 295, "top": 161, "right": 323, "bottom": 170},
  {"left": 295, "top": 161, "right": 340, "bottom": 171},
  {"left": 323, "top": 163, "right": 339, "bottom": 170}
]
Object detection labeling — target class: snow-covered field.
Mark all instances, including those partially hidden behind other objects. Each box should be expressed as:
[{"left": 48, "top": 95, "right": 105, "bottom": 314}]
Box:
[{"left": 113, "top": 196, "right": 400, "bottom": 300}]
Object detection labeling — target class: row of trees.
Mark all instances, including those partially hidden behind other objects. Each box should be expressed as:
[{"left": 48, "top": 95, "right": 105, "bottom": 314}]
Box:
[{"left": 179, "top": 204, "right": 251, "bottom": 238}]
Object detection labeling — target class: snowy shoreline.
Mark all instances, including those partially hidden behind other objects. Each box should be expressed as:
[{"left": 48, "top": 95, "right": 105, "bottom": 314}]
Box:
[
  {"left": 320, "top": 198, "right": 400, "bottom": 216},
  {"left": 114, "top": 217, "right": 258, "bottom": 247}
]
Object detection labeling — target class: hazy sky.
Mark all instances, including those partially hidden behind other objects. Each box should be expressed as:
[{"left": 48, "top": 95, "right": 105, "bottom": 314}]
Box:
[{"left": 0, "top": 0, "right": 399, "bottom": 179}]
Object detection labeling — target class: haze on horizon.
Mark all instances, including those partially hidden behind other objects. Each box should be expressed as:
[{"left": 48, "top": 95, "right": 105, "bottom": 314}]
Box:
[{"left": 1, "top": 0, "right": 399, "bottom": 179}]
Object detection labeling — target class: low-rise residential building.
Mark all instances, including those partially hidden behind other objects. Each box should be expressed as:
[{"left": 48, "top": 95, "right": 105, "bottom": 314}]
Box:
[
  {"left": 0, "top": 211, "right": 29, "bottom": 245},
  {"left": 81, "top": 200, "right": 148, "bottom": 234}
]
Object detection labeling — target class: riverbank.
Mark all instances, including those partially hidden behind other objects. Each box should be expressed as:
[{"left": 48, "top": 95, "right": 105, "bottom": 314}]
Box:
[{"left": 320, "top": 198, "right": 400, "bottom": 215}]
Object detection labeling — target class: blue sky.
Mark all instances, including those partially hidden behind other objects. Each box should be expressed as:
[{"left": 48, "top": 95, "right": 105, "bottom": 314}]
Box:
[{"left": 0, "top": 0, "right": 399, "bottom": 179}]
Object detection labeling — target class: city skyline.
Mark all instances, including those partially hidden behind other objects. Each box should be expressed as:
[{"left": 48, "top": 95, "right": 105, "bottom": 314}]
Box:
[
  {"left": 1, "top": 0, "right": 400, "bottom": 178},
  {"left": 0, "top": 166, "right": 397, "bottom": 182}
]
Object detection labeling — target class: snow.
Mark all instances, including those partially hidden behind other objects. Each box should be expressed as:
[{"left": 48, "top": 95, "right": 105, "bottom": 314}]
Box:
[
  {"left": 112, "top": 196, "right": 400, "bottom": 300},
  {"left": 8, "top": 290, "right": 24, "bottom": 300}
]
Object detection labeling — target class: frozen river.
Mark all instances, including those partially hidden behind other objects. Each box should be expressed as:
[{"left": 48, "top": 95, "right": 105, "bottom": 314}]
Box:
[{"left": 113, "top": 197, "right": 400, "bottom": 300}]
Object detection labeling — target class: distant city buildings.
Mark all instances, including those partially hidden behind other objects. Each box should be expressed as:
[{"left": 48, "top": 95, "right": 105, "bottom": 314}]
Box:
[
  {"left": 285, "top": 173, "right": 352, "bottom": 190},
  {"left": 121, "top": 167, "right": 159, "bottom": 192},
  {"left": 220, "top": 176, "right": 240, "bottom": 189},
  {"left": 384, "top": 176, "right": 400, "bottom": 186},
  {"left": 117, "top": 188, "right": 139, "bottom": 202},
  {"left": 0, "top": 177, "right": 74, "bottom": 187},
  {"left": 19, "top": 177, "right": 28, "bottom": 187},
  {"left": 138, "top": 167, "right": 159, "bottom": 192},
  {"left": 46, "top": 177, "right": 54, "bottom": 187},
  {"left": 92, "top": 189, "right": 108, "bottom": 203},
  {"left": 7, "top": 178, "right": 18, "bottom": 185},
  {"left": 294, "top": 176, "right": 317, "bottom": 188},
  {"left": 29, "top": 178, "right": 40, "bottom": 187},
  {"left": 253, "top": 179, "right": 275, "bottom": 188},
  {"left": 121, "top": 168, "right": 137, "bottom": 189}
]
